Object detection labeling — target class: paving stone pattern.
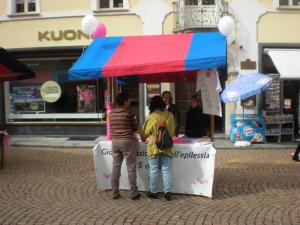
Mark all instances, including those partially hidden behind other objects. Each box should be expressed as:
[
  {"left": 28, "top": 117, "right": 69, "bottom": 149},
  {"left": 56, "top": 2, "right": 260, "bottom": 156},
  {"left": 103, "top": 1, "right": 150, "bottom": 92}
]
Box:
[{"left": 0, "top": 147, "right": 299, "bottom": 225}]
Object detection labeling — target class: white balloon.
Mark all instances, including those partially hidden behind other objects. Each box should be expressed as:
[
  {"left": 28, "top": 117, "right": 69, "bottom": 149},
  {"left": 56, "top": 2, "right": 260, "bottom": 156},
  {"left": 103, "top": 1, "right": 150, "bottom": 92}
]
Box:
[
  {"left": 81, "top": 14, "right": 97, "bottom": 35},
  {"left": 218, "top": 16, "right": 235, "bottom": 37},
  {"left": 226, "top": 32, "right": 235, "bottom": 45}
]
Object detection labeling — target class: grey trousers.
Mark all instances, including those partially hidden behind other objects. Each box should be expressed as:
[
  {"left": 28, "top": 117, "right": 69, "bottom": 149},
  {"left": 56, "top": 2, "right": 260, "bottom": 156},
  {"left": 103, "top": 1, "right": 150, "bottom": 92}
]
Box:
[{"left": 111, "top": 139, "right": 138, "bottom": 195}]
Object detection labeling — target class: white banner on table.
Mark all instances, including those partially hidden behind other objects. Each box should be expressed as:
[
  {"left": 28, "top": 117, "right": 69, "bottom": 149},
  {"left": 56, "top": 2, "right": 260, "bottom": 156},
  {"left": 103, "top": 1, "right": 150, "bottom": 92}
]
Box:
[{"left": 92, "top": 141, "right": 216, "bottom": 198}]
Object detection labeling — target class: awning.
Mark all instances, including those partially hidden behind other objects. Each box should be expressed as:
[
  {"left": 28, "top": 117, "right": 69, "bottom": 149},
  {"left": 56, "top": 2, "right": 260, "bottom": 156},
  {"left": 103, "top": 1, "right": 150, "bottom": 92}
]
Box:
[
  {"left": 68, "top": 32, "right": 226, "bottom": 80},
  {"left": 0, "top": 48, "right": 35, "bottom": 82},
  {"left": 266, "top": 49, "right": 300, "bottom": 79}
]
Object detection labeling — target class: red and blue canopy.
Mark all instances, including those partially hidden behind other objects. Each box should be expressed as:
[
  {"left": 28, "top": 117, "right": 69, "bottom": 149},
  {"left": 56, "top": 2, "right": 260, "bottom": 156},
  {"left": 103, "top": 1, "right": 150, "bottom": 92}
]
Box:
[{"left": 68, "top": 32, "right": 226, "bottom": 81}]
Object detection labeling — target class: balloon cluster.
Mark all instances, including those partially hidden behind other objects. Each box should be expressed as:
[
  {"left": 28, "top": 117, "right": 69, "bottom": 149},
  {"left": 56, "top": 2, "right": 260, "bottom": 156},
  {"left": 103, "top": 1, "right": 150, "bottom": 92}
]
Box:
[
  {"left": 81, "top": 14, "right": 107, "bottom": 38},
  {"left": 218, "top": 16, "right": 235, "bottom": 45}
]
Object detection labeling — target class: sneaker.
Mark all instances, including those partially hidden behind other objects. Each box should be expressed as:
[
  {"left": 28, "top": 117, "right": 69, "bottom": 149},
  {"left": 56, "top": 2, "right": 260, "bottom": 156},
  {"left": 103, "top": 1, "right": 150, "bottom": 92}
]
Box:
[
  {"left": 112, "top": 193, "right": 120, "bottom": 200},
  {"left": 147, "top": 192, "right": 158, "bottom": 199},
  {"left": 131, "top": 192, "right": 140, "bottom": 200},
  {"left": 164, "top": 192, "right": 172, "bottom": 201},
  {"left": 292, "top": 153, "right": 300, "bottom": 162}
]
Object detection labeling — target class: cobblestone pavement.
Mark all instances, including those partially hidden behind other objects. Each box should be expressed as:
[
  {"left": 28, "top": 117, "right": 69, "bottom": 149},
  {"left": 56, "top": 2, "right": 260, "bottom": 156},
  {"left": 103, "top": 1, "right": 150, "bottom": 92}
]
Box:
[{"left": 0, "top": 147, "right": 299, "bottom": 225}]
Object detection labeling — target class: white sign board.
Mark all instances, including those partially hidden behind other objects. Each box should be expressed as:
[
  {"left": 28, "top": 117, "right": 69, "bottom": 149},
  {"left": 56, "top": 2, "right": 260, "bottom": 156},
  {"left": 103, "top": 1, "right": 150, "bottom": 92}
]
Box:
[
  {"left": 196, "top": 70, "right": 222, "bottom": 117},
  {"left": 92, "top": 141, "right": 216, "bottom": 198}
]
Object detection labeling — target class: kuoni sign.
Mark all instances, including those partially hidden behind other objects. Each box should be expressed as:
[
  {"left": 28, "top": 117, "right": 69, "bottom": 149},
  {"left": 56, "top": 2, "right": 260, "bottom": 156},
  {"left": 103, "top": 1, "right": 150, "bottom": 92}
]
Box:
[
  {"left": 40, "top": 81, "right": 61, "bottom": 103},
  {"left": 38, "top": 30, "right": 90, "bottom": 42},
  {"left": 93, "top": 141, "right": 216, "bottom": 198}
]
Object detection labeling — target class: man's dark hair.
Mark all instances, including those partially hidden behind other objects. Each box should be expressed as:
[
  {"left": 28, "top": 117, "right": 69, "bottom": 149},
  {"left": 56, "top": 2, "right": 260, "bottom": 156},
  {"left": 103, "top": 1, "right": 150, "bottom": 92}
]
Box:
[
  {"left": 149, "top": 95, "right": 166, "bottom": 114},
  {"left": 115, "top": 92, "right": 130, "bottom": 106},
  {"left": 162, "top": 91, "right": 173, "bottom": 103},
  {"left": 191, "top": 93, "right": 202, "bottom": 105},
  {"left": 191, "top": 94, "right": 199, "bottom": 101}
]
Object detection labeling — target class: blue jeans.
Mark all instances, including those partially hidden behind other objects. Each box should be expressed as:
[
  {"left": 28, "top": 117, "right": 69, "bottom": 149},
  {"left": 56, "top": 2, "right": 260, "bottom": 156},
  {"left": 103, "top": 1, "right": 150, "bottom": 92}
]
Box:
[{"left": 149, "top": 154, "right": 172, "bottom": 193}]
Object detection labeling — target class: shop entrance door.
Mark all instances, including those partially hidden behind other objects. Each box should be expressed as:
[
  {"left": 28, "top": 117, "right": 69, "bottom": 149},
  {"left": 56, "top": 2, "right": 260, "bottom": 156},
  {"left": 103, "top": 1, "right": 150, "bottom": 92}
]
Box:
[{"left": 282, "top": 80, "right": 300, "bottom": 140}]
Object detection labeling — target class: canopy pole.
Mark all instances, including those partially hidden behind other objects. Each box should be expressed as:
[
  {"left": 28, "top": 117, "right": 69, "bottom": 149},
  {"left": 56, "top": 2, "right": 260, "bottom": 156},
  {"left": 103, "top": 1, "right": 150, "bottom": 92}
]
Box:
[
  {"left": 106, "top": 77, "right": 118, "bottom": 103},
  {"left": 111, "top": 77, "right": 118, "bottom": 102},
  {"left": 209, "top": 115, "right": 214, "bottom": 141},
  {"left": 138, "top": 83, "right": 145, "bottom": 129},
  {"left": 107, "top": 78, "right": 111, "bottom": 102}
]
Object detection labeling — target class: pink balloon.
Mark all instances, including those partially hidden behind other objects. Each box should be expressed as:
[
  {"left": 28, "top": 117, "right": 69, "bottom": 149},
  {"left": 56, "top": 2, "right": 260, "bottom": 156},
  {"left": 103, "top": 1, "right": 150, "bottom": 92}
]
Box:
[{"left": 91, "top": 23, "right": 107, "bottom": 38}]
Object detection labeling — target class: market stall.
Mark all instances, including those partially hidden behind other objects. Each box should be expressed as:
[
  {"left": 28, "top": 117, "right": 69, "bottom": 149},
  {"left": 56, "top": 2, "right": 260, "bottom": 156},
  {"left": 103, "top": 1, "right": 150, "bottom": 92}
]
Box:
[{"left": 68, "top": 31, "right": 226, "bottom": 196}]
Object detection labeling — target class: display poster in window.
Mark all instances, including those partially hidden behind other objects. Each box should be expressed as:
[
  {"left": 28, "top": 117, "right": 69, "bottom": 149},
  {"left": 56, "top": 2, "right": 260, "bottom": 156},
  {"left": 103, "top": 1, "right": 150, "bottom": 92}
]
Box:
[
  {"left": 77, "top": 85, "right": 96, "bottom": 113},
  {"left": 40, "top": 81, "right": 61, "bottom": 103},
  {"left": 12, "top": 86, "right": 45, "bottom": 112}
]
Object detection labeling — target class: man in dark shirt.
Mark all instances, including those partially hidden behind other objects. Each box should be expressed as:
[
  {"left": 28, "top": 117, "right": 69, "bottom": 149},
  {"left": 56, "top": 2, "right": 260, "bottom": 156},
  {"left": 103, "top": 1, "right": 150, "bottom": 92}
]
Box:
[
  {"left": 162, "top": 91, "right": 180, "bottom": 136},
  {"left": 110, "top": 92, "right": 140, "bottom": 200},
  {"left": 185, "top": 94, "right": 209, "bottom": 138}
]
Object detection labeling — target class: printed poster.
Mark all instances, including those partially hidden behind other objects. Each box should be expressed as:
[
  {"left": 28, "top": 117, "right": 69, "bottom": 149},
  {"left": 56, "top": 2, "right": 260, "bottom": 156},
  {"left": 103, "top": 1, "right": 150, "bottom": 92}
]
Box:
[
  {"left": 77, "top": 85, "right": 96, "bottom": 113},
  {"left": 12, "top": 86, "right": 45, "bottom": 112}
]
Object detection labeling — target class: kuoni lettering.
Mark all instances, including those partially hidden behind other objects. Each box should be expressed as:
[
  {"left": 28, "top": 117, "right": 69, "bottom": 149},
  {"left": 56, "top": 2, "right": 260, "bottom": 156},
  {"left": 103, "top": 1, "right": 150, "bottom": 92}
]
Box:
[{"left": 38, "top": 30, "right": 90, "bottom": 41}]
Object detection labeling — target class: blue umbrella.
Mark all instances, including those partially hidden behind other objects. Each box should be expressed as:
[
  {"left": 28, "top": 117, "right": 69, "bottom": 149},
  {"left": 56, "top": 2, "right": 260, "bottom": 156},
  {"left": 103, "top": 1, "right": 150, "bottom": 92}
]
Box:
[{"left": 221, "top": 73, "right": 272, "bottom": 103}]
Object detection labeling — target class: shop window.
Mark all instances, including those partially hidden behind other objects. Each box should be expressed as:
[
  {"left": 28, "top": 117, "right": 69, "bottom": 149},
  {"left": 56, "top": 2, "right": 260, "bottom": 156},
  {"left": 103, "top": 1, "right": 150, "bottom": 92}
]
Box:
[
  {"left": 279, "top": 0, "right": 300, "bottom": 7},
  {"left": 99, "top": 0, "right": 124, "bottom": 8},
  {"left": 14, "top": 0, "right": 38, "bottom": 13},
  {"left": 6, "top": 59, "right": 106, "bottom": 122}
]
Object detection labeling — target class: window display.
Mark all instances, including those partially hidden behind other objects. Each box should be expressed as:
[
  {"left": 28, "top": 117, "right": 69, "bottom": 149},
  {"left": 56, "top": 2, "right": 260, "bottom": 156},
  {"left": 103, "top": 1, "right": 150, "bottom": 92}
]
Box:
[
  {"left": 77, "top": 85, "right": 96, "bottom": 113},
  {"left": 12, "top": 86, "right": 45, "bottom": 112},
  {"left": 6, "top": 58, "right": 104, "bottom": 122}
]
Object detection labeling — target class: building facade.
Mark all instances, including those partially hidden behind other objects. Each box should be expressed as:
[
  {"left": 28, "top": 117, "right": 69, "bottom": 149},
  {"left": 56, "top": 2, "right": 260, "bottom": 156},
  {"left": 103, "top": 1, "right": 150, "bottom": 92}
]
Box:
[
  {"left": 0, "top": 0, "right": 174, "bottom": 135},
  {"left": 225, "top": 0, "right": 300, "bottom": 142},
  {"left": 1, "top": 0, "right": 300, "bottom": 139}
]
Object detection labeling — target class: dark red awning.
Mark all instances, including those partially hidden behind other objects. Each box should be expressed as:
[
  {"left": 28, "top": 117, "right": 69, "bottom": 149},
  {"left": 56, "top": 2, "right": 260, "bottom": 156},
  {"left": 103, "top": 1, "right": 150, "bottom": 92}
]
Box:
[{"left": 0, "top": 48, "right": 35, "bottom": 82}]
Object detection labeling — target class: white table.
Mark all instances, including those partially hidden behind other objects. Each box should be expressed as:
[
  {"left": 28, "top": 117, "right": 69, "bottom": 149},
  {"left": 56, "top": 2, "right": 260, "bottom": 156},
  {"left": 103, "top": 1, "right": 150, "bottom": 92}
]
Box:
[{"left": 92, "top": 141, "right": 216, "bottom": 198}]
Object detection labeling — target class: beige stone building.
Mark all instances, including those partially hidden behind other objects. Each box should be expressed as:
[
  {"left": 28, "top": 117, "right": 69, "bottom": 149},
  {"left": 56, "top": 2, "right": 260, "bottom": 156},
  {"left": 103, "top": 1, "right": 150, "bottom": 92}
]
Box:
[
  {"left": 0, "top": 0, "right": 158, "bottom": 135},
  {"left": 1, "top": 0, "right": 300, "bottom": 140}
]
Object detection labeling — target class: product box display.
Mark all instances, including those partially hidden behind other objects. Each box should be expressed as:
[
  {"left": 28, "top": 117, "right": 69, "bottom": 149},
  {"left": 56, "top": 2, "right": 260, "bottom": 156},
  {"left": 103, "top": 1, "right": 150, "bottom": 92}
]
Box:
[{"left": 230, "top": 114, "right": 265, "bottom": 143}]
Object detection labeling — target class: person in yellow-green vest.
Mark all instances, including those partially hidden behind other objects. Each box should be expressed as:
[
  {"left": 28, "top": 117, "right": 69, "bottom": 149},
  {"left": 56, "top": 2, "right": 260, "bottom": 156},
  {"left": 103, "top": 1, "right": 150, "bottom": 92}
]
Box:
[{"left": 141, "top": 95, "right": 175, "bottom": 201}]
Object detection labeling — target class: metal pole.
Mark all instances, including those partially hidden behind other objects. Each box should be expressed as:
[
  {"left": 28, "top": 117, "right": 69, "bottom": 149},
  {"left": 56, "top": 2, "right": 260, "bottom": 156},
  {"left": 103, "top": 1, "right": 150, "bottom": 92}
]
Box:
[
  {"left": 243, "top": 105, "right": 245, "bottom": 140},
  {"left": 139, "top": 83, "right": 145, "bottom": 129}
]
